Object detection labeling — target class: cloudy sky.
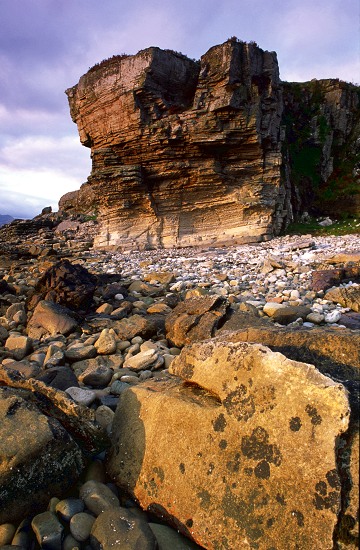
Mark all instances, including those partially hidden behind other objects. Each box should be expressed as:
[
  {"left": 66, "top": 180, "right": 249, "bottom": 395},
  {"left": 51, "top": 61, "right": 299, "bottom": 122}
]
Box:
[{"left": 1, "top": 0, "right": 359, "bottom": 218}]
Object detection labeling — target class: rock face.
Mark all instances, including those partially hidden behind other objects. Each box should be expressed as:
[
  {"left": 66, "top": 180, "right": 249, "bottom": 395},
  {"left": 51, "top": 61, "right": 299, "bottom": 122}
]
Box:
[
  {"left": 61, "top": 38, "right": 359, "bottom": 251},
  {"left": 282, "top": 79, "right": 360, "bottom": 217},
  {"left": 107, "top": 340, "right": 350, "bottom": 550},
  {"left": 63, "top": 40, "right": 287, "bottom": 249}
]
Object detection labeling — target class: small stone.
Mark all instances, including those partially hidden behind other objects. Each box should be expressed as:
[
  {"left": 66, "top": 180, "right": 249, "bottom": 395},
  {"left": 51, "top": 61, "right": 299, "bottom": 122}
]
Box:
[
  {"left": 110, "top": 380, "right": 131, "bottom": 395},
  {"left": 65, "top": 344, "right": 97, "bottom": 362},
  {"left": 120, "top": 375, "right": 140, "bottom": 385},
  {"left": 55, "top": 498, "right": 85, "bottom": 521},
  {"left": 65, "top": 387, "right": 97, "bottom": 406},
  {"left": 31, "top": 511, "right": 64, "bottom": 550},
  {"left": 4, "top": 334, "right": 32, "bottom": 361},
  {"left": 94, "top": 329, "right": 117, "bottom": 355},
  {"left": 324, "top": 310, "right": 342, "bottom": 323},
  {"left": 124, "top": 349, "right": 158, "bottom": 371},
  {"left": 95, "top": 405, "right": 115, "bottom": 430},
  {"left": 96, "top": 303, "right": 113, "bottom": 314},
  {"left": 78, "top": 363, "right": 113, "bottom": 387},
  {"left": 0, "top": 523, "right": 16, "bottom": 546},
  {"left": 306, "top": 312, "right": 325, "bottom": 324},
  {"left": 70, "top": 512, "right": 95, "bottom": 542},
  {"left": 79, "top": 480, "right": 120, "bottom": 516},
  {"left": 62, "top": 533, "right": 81, "bottom": 550}
]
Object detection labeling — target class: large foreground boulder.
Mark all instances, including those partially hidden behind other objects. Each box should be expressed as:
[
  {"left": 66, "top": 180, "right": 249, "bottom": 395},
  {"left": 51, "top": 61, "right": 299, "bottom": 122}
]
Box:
[
  {"left": 107, "top": 340, "right": 351, "bottom": 550},
  {"left": 0, "top": 387, "right": 85, "bottom": 523}
]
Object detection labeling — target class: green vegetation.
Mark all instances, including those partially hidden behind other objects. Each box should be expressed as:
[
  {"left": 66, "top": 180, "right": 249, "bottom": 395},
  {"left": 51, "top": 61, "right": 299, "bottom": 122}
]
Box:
[
  {"left": 284, "top": 216, "right": 360, "bottom": 236},
  {"left": 281, "top": 80, "right": 360, "bottom": 217}
]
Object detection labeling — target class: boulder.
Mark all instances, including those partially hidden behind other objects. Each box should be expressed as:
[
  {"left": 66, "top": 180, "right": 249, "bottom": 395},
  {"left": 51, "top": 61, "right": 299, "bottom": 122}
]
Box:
[
  {"left": 310, "top": 269, "right": 344, "bottom": 292},
  {"left": 0, "top": 388, "right": 84, "bottom": 524},
  {"left": 324, "top": 285, "right": 360, "bottom": 312},
  {"left": 27, "top": 300, "right": 78, "bottom": 339},
  {"left": 165, "top": 296, "right": 227, "bottom": 347},
  {"left": 28, "top": 259, "right": 96, "bottom": 312},
  {"left": 107, "top": 340, "right": 350, "bottom": 550},
  {"left": 217, "top": 325, "right": 360, "bottom": 380},
  {"left": 0, "top": 365, "right": 110, "bottom": 454},
  {"left": 113, "top": 314, "right": 158, "bottom": 341}
]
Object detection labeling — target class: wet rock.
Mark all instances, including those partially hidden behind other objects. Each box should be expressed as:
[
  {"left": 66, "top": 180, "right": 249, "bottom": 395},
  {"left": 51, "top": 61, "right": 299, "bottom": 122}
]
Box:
[
  {"left": 0, "top": 388, "right": 84, "bottom": 524},
  {"left": 90, "top": 507, "right": 157, "bottom": 550},
  {"left": 69, "top": 512, "right": 95, "bottom": 542},
  {"left": 107, "top": 340, "right": 349, "bottom": 550},
  {"left": 79, "top": 480, "right": 120, "bottom": 516},
  {"left": 31, "top": 511, "right": 64, "bottom": 550}
]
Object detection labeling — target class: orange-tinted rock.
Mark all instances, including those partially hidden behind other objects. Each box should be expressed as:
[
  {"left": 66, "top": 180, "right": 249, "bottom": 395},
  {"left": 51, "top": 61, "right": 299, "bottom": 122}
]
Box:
[
  {"left": 107, "top": 340, "right": 350, "bottom": 550},
  {"left": 63, "top": 40, "right": 287, "bottom": 249}
]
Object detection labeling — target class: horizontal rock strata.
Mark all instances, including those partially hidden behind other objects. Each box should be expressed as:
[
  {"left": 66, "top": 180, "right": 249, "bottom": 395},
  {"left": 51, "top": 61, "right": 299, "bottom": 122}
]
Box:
[
  {"left": 61, "top": 39, "right": 359, "bottom": 251},
  {"left": 63, "top": 40, "right": 286, "bottom": 249}
]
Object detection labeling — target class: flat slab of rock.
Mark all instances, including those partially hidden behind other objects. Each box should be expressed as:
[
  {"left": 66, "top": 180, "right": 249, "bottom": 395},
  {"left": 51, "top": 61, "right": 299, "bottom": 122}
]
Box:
[{"left": 107, "top": 340, "right": 349, "bottom": 550}]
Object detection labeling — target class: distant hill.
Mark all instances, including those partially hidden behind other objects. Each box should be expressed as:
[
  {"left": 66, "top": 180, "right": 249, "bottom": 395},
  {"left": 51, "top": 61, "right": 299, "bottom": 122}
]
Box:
[{"left": 0, "top": 215, "right": 14, "bottom": 227}]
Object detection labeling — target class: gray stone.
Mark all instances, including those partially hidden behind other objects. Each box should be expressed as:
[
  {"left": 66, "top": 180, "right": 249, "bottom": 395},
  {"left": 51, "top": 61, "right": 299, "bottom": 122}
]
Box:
[
  {"left": 149, "top": 523, "right": 202, "bottom": 550},
  {"left": 31, "top": 511, "right": 64, "bottom": 550},
  {"left": 90, "top": 507, "right": 157, "bottom": 550},
  {"left": 55, "top": 498, "right": 85, "bottom": 522},
  {"left": 70, "top": 512, "right": 95, "bottom": 542},
  {"left": 65, "top": 387, "right": 97, "bottom": 407},
  {"left": 65, "top": 344, "right": 97, "bottom": 362},
  {"left": 79, "top": 480, "right": 120, "bottom": 516},
  {"left": 78, "top": 363, "right": 113, "bottom": 387}
]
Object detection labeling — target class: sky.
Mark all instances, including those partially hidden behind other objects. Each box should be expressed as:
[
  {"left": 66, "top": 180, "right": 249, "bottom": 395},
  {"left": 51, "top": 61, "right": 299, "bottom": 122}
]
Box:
[{"left": 1, "top": 0, "right": 359, "bottom": 218}]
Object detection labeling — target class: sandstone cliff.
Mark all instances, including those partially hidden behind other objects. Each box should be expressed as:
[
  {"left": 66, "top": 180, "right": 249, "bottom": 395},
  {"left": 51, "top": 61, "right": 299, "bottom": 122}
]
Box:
[{"left": 61, "top": 39, "right": 359, "bottom": 250}]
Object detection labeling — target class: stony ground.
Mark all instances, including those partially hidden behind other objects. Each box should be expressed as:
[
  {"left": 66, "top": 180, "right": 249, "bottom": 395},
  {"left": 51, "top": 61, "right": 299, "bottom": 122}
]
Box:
[{"left": 0, "top": 231, "right": 359, "bottom": 549}]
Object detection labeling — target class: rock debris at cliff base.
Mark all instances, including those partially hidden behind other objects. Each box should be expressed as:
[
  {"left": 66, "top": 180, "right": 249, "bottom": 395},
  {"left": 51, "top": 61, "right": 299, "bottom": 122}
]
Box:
[{"left": 0, "top": 224, "right": 359, "bottom": 548}]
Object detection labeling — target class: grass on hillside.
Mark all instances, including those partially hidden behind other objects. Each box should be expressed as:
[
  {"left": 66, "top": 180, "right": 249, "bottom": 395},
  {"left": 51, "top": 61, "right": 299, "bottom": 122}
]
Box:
[{"left": 284, "top": 217, "right": 360, "bottom": 237}]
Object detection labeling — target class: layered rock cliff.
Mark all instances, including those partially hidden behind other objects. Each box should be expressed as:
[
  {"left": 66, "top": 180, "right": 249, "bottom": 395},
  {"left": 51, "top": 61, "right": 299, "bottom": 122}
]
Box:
[{"left": 61, "top": 39, "right": 359, "bottom": 250}]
